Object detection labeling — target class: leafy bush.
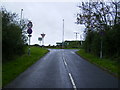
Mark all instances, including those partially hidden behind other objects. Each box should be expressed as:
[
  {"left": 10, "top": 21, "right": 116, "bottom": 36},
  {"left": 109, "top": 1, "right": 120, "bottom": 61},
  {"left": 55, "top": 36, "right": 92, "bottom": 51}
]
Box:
[{"left": 1, "top": 8, "right": 27, "bottom": 61}]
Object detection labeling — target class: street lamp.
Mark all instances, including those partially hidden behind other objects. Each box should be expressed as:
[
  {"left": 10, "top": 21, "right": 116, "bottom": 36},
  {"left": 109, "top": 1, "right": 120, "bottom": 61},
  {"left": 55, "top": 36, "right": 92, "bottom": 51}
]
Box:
[
  {"left": 62, "top": 19, "right": 64, "bottom": 48},
  {"left": 20, "top": 9, "right": 23, "bottom": 26}
]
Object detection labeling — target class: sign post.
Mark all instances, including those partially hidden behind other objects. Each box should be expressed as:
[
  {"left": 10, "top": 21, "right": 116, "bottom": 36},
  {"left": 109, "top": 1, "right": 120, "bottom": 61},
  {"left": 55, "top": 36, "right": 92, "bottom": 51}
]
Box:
[
  {"left": 27, "top": 21, "right": 33, "bottom": 56},
  {"left": 38, "top": 37, "right": 42, "bottom": 47},
  {"left": 41, "top": 33, "right": 45, "bottom": 47}
]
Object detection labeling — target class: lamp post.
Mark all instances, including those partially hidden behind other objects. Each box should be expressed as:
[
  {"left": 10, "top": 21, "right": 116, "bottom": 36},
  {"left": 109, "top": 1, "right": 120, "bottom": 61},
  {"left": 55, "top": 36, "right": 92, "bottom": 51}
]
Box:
[
  {"left": 20, "top": 9, "right": 23, "bottom": 26},
  {"left": 62, "top": 19, "right": 64, "bottom": 48}
]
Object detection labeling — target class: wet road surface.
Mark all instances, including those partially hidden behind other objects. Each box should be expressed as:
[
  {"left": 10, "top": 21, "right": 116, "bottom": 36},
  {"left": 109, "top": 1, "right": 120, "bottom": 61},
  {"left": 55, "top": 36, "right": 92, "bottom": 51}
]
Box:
[{"left": 5, "top": 49, "right": 118, "bottom": 88}]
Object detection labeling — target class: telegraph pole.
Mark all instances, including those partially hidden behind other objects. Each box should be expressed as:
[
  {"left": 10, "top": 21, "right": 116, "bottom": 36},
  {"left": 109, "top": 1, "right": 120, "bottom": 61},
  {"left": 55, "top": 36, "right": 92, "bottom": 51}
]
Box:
[
  {"left": 62, "top": 19, "right": 64, "bottom": 48},
  {"left": 100, "top": 23, "right": 105, "bottom": 59},
  {"left": 74, "top": 32, "right": 79, "bottom": 48},
  {"left": 80, "top": 34, "right": 82, "bottom": 45},
  {"left": 74, "top": 32, "right": 79, "bottom": 40},
  {"left": 100, "top": 39, "right": 103, "bottom": 59}
]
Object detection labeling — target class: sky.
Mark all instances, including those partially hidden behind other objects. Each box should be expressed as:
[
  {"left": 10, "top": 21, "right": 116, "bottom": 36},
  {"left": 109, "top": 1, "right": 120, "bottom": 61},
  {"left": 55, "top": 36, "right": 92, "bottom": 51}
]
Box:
[{"left": 1, "top": 1, "right": 87, "bottom": 46}]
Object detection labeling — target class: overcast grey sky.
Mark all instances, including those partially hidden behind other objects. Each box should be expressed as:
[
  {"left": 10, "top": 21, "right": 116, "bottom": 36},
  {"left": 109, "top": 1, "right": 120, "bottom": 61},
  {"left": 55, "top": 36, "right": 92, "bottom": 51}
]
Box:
[{"left": 1, "top": 1, "right": 86, "bottom": 46}]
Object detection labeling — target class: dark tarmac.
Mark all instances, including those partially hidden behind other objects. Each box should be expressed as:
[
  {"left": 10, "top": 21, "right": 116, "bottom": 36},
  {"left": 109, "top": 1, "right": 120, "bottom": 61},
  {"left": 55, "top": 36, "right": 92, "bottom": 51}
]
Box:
[{"left": 5, "top": 49, "right": 118, "bottom": 88}]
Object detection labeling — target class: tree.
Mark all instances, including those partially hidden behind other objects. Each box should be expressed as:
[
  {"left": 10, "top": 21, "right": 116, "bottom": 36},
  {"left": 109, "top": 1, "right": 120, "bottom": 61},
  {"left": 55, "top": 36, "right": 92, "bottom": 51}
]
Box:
[
  {"left": 76, "top": 1, "right": 120, "bottom": 59},
  {"left": 1, "top": 8, "right": 28, "bottom": 61}
]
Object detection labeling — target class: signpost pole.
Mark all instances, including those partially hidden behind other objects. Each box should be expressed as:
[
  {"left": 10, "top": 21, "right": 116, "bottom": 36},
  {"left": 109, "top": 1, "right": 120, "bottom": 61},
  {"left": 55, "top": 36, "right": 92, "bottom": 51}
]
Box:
[
  {"left": 41, "top": 33, "right": 45, "bottom": 48},
  {"left": 38, "top": 37, "right": 42, "bottom": 47},
  {"left": 40, "top": 41, "right": 41, "bottom": 47},
  {"left": 42, "top": 38, "right": 44, "bottom": 47},
  {"left": 29, "top": 35, "right": 30, "bottom": 45},
  {"left": 28, "top": 35, "right": 30, "bottom": 56},
  {"left": 28, "top": 34, "right": 31, "bottom": 56}
]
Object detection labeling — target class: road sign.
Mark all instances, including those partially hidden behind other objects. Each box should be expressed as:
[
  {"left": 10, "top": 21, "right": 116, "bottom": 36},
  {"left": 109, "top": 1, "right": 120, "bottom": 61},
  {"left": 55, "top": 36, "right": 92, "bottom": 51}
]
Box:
[
  {"left": 28, "top": 34, "right": 32, "bottom": 37},
  {"left": 38, "top": 37, "right": 42, "bottom": 41},
  {"left": 27, "top": 21, "right": 33, "bottom": 28},
  {"left": 27, "top": 28, "right": 32, "bottom": 34},
  {"left": 41, "top": 33, "right": 45, "bottom": 38}
]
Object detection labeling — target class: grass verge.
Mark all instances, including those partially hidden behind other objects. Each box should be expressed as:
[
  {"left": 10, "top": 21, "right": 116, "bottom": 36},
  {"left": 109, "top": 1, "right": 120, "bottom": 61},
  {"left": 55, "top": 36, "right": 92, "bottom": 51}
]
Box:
[
  {"left": 2, "top": 46, "right": 49, "bottom": 87},
  {"left": 76, "top": 49, "right": 119, "bottom": 78}
]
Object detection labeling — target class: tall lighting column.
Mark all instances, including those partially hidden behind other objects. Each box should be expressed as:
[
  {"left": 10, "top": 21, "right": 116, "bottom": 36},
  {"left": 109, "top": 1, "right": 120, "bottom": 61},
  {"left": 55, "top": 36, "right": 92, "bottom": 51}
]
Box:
[
  {"left": 62, "top": 19, "right": 64, "bottom": 48},
  {"left": 20, "top": 9, "right": 23, "bottom": 26}
]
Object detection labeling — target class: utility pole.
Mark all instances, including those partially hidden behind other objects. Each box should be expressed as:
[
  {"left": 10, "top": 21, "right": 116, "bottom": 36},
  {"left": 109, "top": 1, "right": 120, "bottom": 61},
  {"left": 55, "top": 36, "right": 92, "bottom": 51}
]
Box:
[
  {"left": 62, "top": 19, "right": 64, "bottom": 48},
  {"left": 80, "top": 34, "right": 82, "bottom": 45},
  {"left": 74, "top": 32, "right": 79, "bottom": 40},
  {"left": 100, "top": 23, "right": 104, "bottom": 59},
  {"left": 74, "top": 32, "right": 79, "bottom": 48},
  {"left": 100, "top": 39, "right": 103, "bottom": 59}
]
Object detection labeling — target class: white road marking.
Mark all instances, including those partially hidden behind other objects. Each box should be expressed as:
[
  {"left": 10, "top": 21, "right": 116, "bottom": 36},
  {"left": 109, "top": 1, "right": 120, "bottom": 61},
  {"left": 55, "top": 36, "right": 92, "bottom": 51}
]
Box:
[
  {"left": 62, "top": 56, "right": 64, "bottom": 60},
  {"left": 62, "top": 56, "right": 77, "bottom": 90},
  {"left": 71, "top": 51, "right": 75, "bottom": 54},
  {"left": 63, "top": 57, "right": 67, "bottom": 66},
  {"left": 64, "top": 60, "right": 67, "bottom": 66},
  {"left": 68, "top": 73, "right": 77, "bottom": 90}
]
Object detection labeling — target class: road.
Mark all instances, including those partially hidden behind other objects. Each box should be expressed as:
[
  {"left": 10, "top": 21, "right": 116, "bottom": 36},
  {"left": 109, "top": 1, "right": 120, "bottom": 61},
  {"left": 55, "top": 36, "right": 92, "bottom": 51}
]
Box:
[{"left": 5, "top": 49, "right": 118, "bottom": 88}]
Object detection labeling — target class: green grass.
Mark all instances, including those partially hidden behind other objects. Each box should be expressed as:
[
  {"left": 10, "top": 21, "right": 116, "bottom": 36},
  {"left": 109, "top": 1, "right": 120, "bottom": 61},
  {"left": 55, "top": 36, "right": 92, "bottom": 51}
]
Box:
[
  {"left": 76, "top": 49, "right": 119, "bottom": 78},
  {"left": 2, "top": 46, "right": 49, "bottom": 87}
]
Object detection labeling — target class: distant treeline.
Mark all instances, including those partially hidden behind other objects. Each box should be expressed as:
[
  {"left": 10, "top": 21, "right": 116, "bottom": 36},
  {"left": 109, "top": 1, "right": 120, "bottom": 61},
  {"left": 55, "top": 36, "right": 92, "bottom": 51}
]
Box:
[
  {"left": 76, "top": 2, "right": 120, "bottom": 60},
  {"left": 2, "top": 8, "right": 28, "bottom": 61},
  {"left": 56, "top": 41, "right": 83, "bottom": 48}
]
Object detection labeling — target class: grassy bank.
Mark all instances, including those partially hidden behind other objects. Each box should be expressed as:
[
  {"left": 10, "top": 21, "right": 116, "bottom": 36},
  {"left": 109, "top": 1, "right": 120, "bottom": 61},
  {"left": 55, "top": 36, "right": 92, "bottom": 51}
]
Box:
[
  {"left": 76, "top": 49, "right": 119, "bottom": 78},
  {"left": 2, "top": 46, "right": 49, "bottom": 87}
]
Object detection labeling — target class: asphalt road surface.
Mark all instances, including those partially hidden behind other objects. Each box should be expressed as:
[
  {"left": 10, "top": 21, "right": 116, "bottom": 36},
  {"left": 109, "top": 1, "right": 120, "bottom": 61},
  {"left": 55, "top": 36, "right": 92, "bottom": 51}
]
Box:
[{"left": 5, "top": 49, "right": 118, "bottom": 88}]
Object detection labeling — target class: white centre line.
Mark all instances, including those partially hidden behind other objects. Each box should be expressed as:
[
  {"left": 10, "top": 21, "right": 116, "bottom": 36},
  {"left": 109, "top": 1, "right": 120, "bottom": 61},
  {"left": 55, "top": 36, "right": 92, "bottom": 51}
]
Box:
[
  {"left": 64, "top": 60, "right": 67, "bottom": 66},
  {"left": 68, "top": 73, "right": 77, "bottom": 90},
  {"left": 62, "top": 56, "right": 77, "bottom": 90},
  {"left": 63, "top": 57, "right": 67, "bottom": 66}
]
